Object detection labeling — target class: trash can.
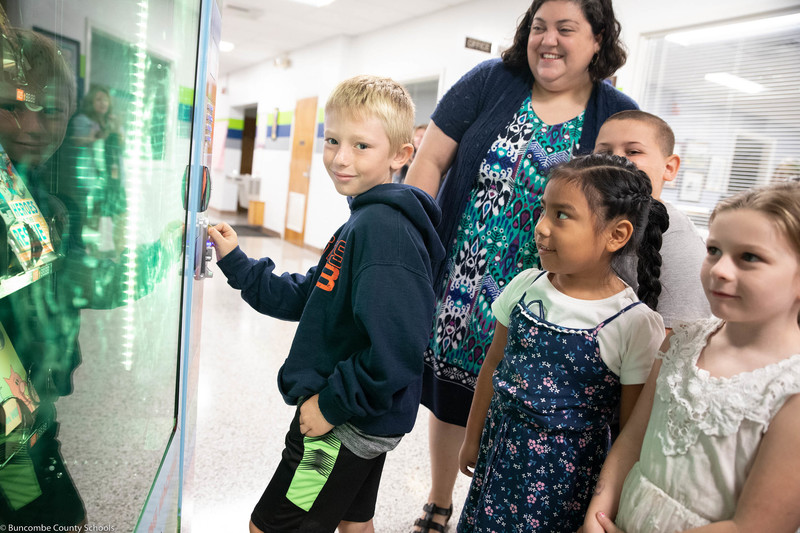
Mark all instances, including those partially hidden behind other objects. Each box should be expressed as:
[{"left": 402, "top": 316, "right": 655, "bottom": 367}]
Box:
[{"left": 225, "top": 173, "right": 261, "bottom": 209}]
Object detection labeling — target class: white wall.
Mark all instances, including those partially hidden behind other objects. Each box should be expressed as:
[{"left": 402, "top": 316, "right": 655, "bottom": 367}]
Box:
[
  {"left": 348, "top": 1, "right": 530, "bottom": 94},
  {"left": 218, "top": 0, "right": 530, "bottom": 248},
  {"left": 213, "top": 35, "right": 352, "bottom": 245},
  {"left": 218, "top": 0, "right": 797, "bottom": 249}
]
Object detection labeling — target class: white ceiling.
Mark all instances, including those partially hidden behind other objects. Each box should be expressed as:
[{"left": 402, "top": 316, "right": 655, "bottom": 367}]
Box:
[{"left": 217, "top": 0, "right": 475, "bottom": 75}]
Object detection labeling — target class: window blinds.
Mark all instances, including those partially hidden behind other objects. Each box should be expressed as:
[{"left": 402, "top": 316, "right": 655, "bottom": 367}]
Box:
[{"left": 638, "top": 13, "right": 800, "bottom": 232}]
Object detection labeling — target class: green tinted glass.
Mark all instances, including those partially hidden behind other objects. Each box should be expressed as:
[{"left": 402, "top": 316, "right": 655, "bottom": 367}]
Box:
[{"left": 0, "top": 0, "right": 200, "bottom": 529}]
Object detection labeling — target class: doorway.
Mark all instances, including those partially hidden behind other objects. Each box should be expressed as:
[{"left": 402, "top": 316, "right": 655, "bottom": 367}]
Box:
[
  {"left": 240, "top": 105, "right": 257, "bottom": 175},
  {"left": 404, "top": 78, "right": 439, "bottom": 126},
  {"left": 284, "top": 96, "right": 317, "bottom": 247}
]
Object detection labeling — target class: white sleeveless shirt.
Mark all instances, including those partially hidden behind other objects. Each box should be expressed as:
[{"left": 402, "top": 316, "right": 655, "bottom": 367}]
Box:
[{"left": 617, "top": 318, "right": 800, "bottom": 532}]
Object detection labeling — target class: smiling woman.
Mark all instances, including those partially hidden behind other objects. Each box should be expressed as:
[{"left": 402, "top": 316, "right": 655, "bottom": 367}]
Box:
[{"left": 404, "top": 1, "right": 639, "bottom": 531}]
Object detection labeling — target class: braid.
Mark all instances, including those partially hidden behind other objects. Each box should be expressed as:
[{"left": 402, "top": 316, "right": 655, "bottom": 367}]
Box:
[{"left": 635, "top": 199, "right": 669, "bottom": 309}]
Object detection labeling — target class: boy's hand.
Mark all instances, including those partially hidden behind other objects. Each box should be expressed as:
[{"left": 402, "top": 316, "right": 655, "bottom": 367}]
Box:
[
  {"left": 299, "top": 394, "right": 334, "bottom": 437},
  {"left": 207, "top": 222, "right": 239, "bottom": 260}
]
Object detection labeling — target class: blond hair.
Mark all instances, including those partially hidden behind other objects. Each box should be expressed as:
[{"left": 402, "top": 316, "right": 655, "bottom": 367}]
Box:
[
  {"left": 711, "top": 181, "right": 800, "bottom": 258},
  {"left": 324, "top": 75, "right": 414, "bottom": 152}
]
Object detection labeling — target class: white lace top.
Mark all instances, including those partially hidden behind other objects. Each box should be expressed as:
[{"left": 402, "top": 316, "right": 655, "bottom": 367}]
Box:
[{"left": 616, "top": 318, "right": 800, "bottom": 532}]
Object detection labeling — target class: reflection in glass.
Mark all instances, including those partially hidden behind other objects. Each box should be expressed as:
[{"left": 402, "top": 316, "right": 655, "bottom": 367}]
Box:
[{"left": 0, "top": 0, "right": 199, "bottom": 529}]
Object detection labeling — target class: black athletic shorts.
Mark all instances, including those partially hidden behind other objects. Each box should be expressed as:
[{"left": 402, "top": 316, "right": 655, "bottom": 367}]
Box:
[{"left": 251, "top": 409, "right": 386, "bottom": 533}]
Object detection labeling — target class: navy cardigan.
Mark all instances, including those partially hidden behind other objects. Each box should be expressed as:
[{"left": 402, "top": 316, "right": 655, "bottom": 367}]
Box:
[{"left": 431, "top": 58, "right": 638, "bottom": 290}]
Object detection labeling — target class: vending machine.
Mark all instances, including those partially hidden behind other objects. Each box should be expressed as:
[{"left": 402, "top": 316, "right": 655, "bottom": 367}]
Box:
[{"left": 0, "top": 0, "right": 220, "bottom": 530}]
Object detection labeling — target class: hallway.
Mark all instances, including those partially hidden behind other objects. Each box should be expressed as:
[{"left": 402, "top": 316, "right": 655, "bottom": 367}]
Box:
[{"left": 192, "top": 229, "right": 470, "bottom": 532}]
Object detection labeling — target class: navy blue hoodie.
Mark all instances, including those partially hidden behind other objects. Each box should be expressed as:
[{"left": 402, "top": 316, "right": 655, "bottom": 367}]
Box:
[{"left": 217, "top": 183, "right": 445, "bottom": 436}]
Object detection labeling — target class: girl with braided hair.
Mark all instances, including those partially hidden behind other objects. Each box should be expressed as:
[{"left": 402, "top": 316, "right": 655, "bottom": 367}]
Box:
[{"left": 456, "top": 153, "right": 668, "bottom": 532}]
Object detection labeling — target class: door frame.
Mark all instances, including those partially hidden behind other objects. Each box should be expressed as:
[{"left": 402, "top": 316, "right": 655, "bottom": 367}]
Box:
[{"left": 283, "top": 96, "right": 317, "bottom": 247}]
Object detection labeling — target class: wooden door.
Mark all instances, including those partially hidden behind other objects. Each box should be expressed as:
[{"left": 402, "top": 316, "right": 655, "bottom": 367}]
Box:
[
  {"left": 284, "top": 96, "right": 318, "bottom": 246},
  {"left": 239, "top": 112, "right": 256, "bottom": 175}
]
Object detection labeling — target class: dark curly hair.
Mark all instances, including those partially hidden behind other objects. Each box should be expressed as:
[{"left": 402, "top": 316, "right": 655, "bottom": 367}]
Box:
[
  {"left": 547, "top": 153, "right": 669, "bottom": 309},
  {"left": 501, "top": 0, "right": 627, "bottom": 82}
]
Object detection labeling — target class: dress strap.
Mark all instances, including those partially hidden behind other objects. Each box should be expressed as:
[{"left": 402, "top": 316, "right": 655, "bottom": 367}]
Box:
[
  {"left": 593, "top": 301, "right": 643, "bottom": 333},
  {"left": 517, "top": 271, "right": 549, "bottom": 318},
  {"left": 518, "top": 271, "right": 549, "bottom": 303}
]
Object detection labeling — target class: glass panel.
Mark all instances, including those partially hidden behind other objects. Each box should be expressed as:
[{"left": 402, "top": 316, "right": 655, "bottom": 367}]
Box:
[{"left": 0, "top": 0, "right": 200, "bottom": 529}]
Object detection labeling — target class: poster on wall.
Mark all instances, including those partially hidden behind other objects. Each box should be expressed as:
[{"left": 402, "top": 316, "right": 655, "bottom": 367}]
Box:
[
  {"left": 286, "top": 192, "right": 306, "bottom": 233},
  {"left": 680, "top": 171, "right": 704, "bottom": 202},
  {"left": 212, "top": 120, "right": 228, "bottom": 171},
  {"left": 705, "top": 156, "right": 729, "bottom": 192}
]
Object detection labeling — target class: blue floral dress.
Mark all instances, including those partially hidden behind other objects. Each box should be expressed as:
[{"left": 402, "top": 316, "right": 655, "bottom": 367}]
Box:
[
  {"left": 423, "top": 98, "right": 584, "bottom": 425},
  {"left": 458, "top": 273, "right": 642, "bottom": 532}
]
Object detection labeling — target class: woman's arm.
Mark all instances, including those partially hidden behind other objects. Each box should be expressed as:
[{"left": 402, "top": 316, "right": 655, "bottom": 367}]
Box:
[
  {"left": 582, "top": 333, "right": 670, "bottom": 533},
  {"left": 404, "top": 121, "right": 458, "bottom": 199},
  {"left": 458, "top": 323, "right": 508, "bottom": 477}
]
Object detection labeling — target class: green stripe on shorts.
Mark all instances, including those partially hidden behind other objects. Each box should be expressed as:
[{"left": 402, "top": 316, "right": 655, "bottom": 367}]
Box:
[{"left": 286, "top": 433, "right": 342, "bottom": 512}]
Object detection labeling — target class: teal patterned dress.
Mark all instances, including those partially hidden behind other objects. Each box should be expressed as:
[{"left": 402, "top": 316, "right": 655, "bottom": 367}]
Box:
[{"left": 423, "top": 97, "right": 584, "bottom": 425}]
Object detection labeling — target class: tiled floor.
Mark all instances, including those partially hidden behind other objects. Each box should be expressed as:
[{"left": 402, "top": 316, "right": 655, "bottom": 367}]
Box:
[{"left": 192, "top": 224, "right": 470, "bottom": 532}]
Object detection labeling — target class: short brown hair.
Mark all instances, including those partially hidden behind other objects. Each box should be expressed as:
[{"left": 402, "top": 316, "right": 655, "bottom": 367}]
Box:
[
  {"left": 325, "top": 75, "right": 414, "bottom": 152},
  {"left": 604, "top": 110, "right": 676, "bottom": 156},
  {"left": 14, "top": 28, "right": 77, "bottom": 116},
  {"left": 502, "top": 0, "right": 627, "bottom": 82}
]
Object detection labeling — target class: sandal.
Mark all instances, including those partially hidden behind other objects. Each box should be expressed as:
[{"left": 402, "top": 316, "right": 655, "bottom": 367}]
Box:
[{"left": 413, "top": 502, "right": 453, "bottom": 532}]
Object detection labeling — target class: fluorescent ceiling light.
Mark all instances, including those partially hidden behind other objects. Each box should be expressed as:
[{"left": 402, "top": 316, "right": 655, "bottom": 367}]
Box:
[
  {"left": 704, "top": 72, "right": 766, "bottom": 94},
  {"left": 219, "top": 40, "right": 235, "bottom": 52},
  {"left": 665, "top": 13, "right": 800, "bottom": 46},
  {"left": 288, "top": 0, "right": 335, "bottom": 6}
]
